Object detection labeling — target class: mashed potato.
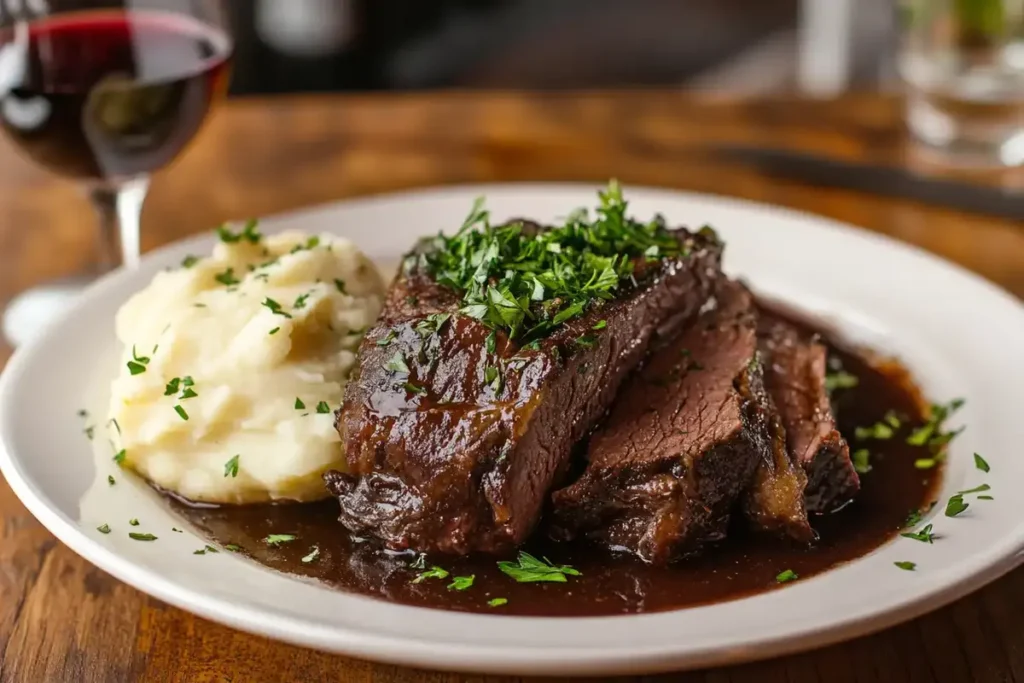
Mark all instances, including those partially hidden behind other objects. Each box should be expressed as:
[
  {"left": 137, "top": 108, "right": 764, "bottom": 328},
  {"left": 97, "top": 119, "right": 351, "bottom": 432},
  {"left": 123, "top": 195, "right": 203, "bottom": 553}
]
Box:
[{"left": 107, "top": 224, "right": 385, "bottom": 504}]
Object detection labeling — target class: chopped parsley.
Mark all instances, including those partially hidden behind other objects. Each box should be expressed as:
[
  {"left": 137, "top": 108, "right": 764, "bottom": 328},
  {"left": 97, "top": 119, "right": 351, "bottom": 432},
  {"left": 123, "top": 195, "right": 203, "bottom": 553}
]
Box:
[
  {"left": 484, "top": 366, "right": 502, "bottom": 392},
  {"left": 316, "top": 401, "right": 331, "bottom": 414},
  {"left": 113, "top": 449, "right": 126, "bottom": 465},
  {"left": 945, "top": 495, "right": 969, "bottom": 517},
  {"left": 488, "top": 597, "right": 508, "bottom": 607},
  {"left": 172, "top": 528, "right": 183, "bottom": 533},
  {"left": 225, "top": 544, "right": 241, "bottom": 552},
  {"left": 900, "top": 523, "right": 935, "bottom": 543},
  {"left": 915, "top": 458, "right": 938, "bottom": 470},
  {"left": 224, "top": 455, "right": 240, "bottom": 478},
  {"left": 593, "top": 320, "right": 607, "bottom": 330},
  {"left": 906, "top": 398, "right": 965, "bottom": 458},
  {"left": 261, "top": 297, "right": 293, "bottom": 319},
  {"left": 265, "top": 534, "right": 297, "bottom": 546},
  {"left": 403, "top": 382, "right": 427, "bottom": 396},
  {"left": 776, "top": 569, "right": 799, "bottom": 583},
  {"left": 410, "top": 181, "right": 689, "bottom": 343},
  {"left": 413, "top": 566, "right": 450, "bottom": 583},
  {"left": 294, "top": 398, "right": 305, "bottom": 410},
  {"left": 164, "top": 378, "right": 181, "bottom": 396},
  {"left": 376, "top": 330, "right": 397, "bottom": 347},
  {"left": 84, "top": 426, "right": 95, "bottom": 440},
  {"left": 269, "top": 327, "right": 280, "bottom": 336},
  {"left": 448, "top": 575, "right": 475, "bottom": 591},
  {"left": 575, "top": 334, "right": 597, "bottom": 348},
  {"left": 173, "top": 405, "right": 189, "bottom": 421},
  {"left": 193, "top": 545, "right": 219, "bottom": 555},
  {"left": 129, "top": 532, "right": 157, "bottom": 542},
  {"left": 824, "top": 370, "right": 859, "bottom": 393},
  {"left": 216, "top": 219, "right": 261, "bottom": 244},
  {"left": 979, "top": 495, "right": 994, "bottom": 500},
  {"left": 301, "top": 547, "right": 320, "bottom": 564},
  {"left": 333, "top": 279, "right": 347, "bottom": 294},
  {"left": 293, "top": 292, "right": 311, "bottom": 309},
  {"left": 107, "top": 475, "right": 115, "bottom": 486},
  {"left": 129, "top": 518, "right": 140, "bottom": 526},
  {"left": 97, "top": 524, "right": 111, "bottom": 534},
  {"left": 127, "top": 345, "right": 151, "bottom": 375},
  {"left": 214, "top": 268, "right": 240, "bottom": 286},
  {"left": 109, "top": 418, "right": 121, "bottom": 435},
  {"left": 974, "top": 453, "right": 990, "bottom": 473},
  {"left": 894, "top": 561, "right": 916, "bottom": 571},
  {"left": 415, "top": 313, "right": 452, "bottom": 338},
  {"left": 854, "top": 412, "right": 900, "bottom": 441},
  {"left": 851, "top": 449, "right": 872, "bottom": 474},
  {"left": 384, "top": 352, "right": 410, "bottom": 374},
  {"left": 485, "top": 330, "right": 497, "bottom": 354},
  {"left": 181, "top": 254, "right": 200, "bottom": 268},
  {"left": 905, "top": 503, "right": 935, "bottom": 527},
  {"left": 497, "top": 552, "right": 581, "bottom": 583}
]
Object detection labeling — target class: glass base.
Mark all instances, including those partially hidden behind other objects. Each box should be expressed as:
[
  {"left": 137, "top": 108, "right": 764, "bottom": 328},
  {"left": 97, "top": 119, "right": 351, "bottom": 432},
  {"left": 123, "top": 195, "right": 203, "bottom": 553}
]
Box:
[
  {"left": 906, "top": 89, "right": 1024, "bottom": 168},
  {"left": 2, "top": 277, "right": 91, "bottom": 348}
]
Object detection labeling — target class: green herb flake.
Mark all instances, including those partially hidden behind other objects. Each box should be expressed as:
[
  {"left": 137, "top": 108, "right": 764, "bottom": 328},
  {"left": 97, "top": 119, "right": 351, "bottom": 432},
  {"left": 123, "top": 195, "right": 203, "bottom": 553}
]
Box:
[
  {"left": 216, "top": 219, "right": 262, "bottom": 244},
  {"left": 333, "top": 279, "right": 347, "bottom": 294},
  {"left": 164, "top": 378, "right": 181, "bottom": 396},
  {"left": 84, "top": 426, "right": 95, "bottom": 440},
  {"left": 945, "top": 495, "right": 969, "bottom": 518},
  {"left": 129, "top": 518, "right": 140, "bottom": 526},
  {"left": 172, "top": 528, "right": 183, "bottom": 533},
  {"left": 900, "top": 523, "right": 935, "bottom": 543},
  {"left": 488, "top": 597, "right": 508, "bottom": 607},
  {"left": 268, "top": 326, "right": 280, "bottom": 336},
  {"left": 302, "top": 546, "right": 320, "bottom": 564},
  {"left": 775, "top": 569, "right": 798, "bottom": 583},
  {"left": 294, "top": 398, "right": 305, "bottom": 410},
  {"left": 974, "top": 453, "right": 990, "bottom": 473},
  {"left": 907, "top": 398, "right": 965, "bottom": 457},
  {"left": 384, "top": 352, "right": 411, "bottom": 374},
  {"left": 497, "top": 551, "right": 581, "bottom": 583},
  {"left": 127, "top": 345, "right": 151, "bottom": 375},
  {"left": 593, "top": 320, "right": 607, "bottom": 330},
  {"left": 316, "top": 401, "right": 331, "bottom": 414},
  {"left": 824, "top": 370, "right": 859, "bottom": 393},
  {"left": 224, "top": 455, "right": 240, "bottom": 478},
  {"left": 225, "top": 544, "right": 241, "bottom": 552},
  {"left": 179, "top": 387, "right": 198, "bottom": 400},
  {"left": 376, "top": 330, "right": 398, "bottom": 347},
  {"left": 403, "top": 382, "right": 428, "bottom": 396},
  {"left": 852, "top": 449, "right": 872, "bottom": 474},
  {"left": 978, "top": 495, "right": 994, "bottom": 500},
  {"left": 129, "top": 532, "right": 157, "bottom": 542},
  {"left": 214, "top": 267, "right": 240, "bottom": 286},
  {"left": 894, "top": 561, "right": 916, "bottom": 571},
  {"left": 181, "top": 254, "right": 200, "bottom": 268},
  {"left": 293, "top": 292, "right": 311, "bottom": 309},
  {"left": 261, "top": 297, "right": 293, "bottom": 319},
  {"left": 174, "top": 405, "right": 189, "bottom": 421},
  {"left": 265, "top": 534, "right": 297, "bottom": 546},
  {"left": 915, "top": 458, "right": 937, "bottom": 470},
  {"left": 448, "top": 575, "right": 475, "bottom": 591},
  {"left": 412, "top": 566, "right": 450, "bottom": 584},
  {"left": 97, "top": 524, "right": 111, "bottom": 534},
  {"left": 107, "top": 475, "right": 115, "bottom": 486},
  {"left": 113, "top": 449, "right": 127, "bottom": 465}
]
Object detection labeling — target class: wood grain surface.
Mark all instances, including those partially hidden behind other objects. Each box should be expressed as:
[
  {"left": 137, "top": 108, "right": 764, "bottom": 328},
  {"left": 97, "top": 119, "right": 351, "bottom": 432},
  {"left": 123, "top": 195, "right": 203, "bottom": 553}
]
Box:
[{"left": 1, "top": 92, "right": 1023, "bottom": 683}]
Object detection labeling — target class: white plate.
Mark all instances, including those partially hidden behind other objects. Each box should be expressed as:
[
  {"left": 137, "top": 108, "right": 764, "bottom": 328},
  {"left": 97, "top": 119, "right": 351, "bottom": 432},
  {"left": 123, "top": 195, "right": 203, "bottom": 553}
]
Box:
[{"left": 2, "top": 184, "right": 1024, "bottom": 677}]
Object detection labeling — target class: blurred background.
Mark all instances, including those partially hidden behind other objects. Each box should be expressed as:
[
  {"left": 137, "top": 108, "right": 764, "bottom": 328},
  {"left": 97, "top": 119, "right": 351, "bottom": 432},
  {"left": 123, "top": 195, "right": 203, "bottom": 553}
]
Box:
[{"left": 227, "top": 0, "right": 896, "bottom": 97}]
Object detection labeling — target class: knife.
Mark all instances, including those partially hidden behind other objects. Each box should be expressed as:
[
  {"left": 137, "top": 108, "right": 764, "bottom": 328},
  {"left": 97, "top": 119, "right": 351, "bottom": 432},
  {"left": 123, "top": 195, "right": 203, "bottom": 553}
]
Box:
[{"left": 712, "top": 145, "right": 1024, "bottom": 221}]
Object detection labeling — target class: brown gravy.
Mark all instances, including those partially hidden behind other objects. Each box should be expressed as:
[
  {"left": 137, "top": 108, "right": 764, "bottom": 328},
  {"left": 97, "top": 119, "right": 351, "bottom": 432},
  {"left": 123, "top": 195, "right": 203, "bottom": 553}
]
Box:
[{"left": 169, "top": 319, "right": 942, "bottom": 617}]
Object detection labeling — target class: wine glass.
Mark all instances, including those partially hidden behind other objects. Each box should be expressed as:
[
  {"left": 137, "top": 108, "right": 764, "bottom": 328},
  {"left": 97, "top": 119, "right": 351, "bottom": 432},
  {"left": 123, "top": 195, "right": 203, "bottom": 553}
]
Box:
[{"left": 0, "top": 0, "right": 233, "bottom": 346}]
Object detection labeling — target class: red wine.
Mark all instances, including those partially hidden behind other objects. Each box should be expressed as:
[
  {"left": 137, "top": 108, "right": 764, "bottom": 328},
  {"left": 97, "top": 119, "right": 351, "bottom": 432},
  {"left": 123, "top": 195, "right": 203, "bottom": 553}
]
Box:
[{"left": 0, "top": 10, "right": 232, "bottom": 181}]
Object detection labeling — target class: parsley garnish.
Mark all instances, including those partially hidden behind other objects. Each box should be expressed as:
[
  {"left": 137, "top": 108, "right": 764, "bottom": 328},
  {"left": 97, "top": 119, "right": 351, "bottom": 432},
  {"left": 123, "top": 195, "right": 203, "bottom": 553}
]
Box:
[
  {"left": 415, "top": 313, "right": 451, "bottom": 338},
  {"left": 97, "top": 524, "right": 111, "bottom": 534},
  {"left": 484, "top": 366, "right": 502, "bottom": 392},
  {"left": 854, "top": 411, "right": 901, "bottom": 441},
  {"left": 776, "top": 569, "right": 798, "bottom": 583},
  {"left": 384, "top": 352, "right": 410, "bottom": 374},
  {"left": 127, "top": 345, "right": 151, "bottom": 375},
  {"left": 448, "top": 575, "right": 475, "bottom": 591},
  {"left": 294, "top": 398, "right": 305, "bottom": 410},
  {"left": 302, "top": 547, "right": 320, "bottom": 563},
  {"left": 316, "top": 401, "right": 331, "bottom": 414},
  {"left": 413, "top": 566, "right": 449, "bottom": 583},
  {"left": 214, "top": 267, "right": 240, "bottom": 286},
  {"left": 84, "top": 426, "right": 95, "bottom": 440},
  {"left": 224, "top": 455, "right": 239, "bottom": 478},
  {"left": 593, "top": 320, "right": 607, "bottom": 330},
  {"left": 129, "top": 518, "right": 139, "bottom": 526},
  {"left": 181, "top": 255, "right": 200, "bottom": 268},
  {"left": 974, "top": 453, "right": 990, "bottom": 473},
  {"left": 900, "top": 523, "right": 935, "bottom": 543},
  {"left": 907, "top": 398, "right": 965, "bottom": 458},
  {"left": 129, "top": 532, "right": 157, "bottom": 541},
  {"left": 107, "top": 475, "right": 115, "bottom": 486},
  {"left": 497, "top": 552, "right": 581, "bottom": 583},
  {"left": 851, "top": 449, "right": 872, "bottom": 474},
  {"left": 979, "top": 495, "right": 994, "bottom": 500},
  {"left": 403, "top": 382, "right": 427, "bottom": 396},
  {"left": 412, "top": 181, "right": 687, "bottom": 342},
  {"left": 265, "top": 534, "right": 297, "bottom": 546},
  {"left": 488, "top": 597, "right": 508, "bottom": 607},
  {"left": 824, "top": 370, "right": 858, "bottom": 393},
  {"left": 164, "top": 378, "right": 181, "bottom": 396},
  {"left": 293, "top": 292, "right": 311, "bottom": 309},
  {"left": 945, "top": 495, "right": 969, "bottom": 517},
  {"left": 376, "top": 330, "right": 397, "bottom": 346},
  {"left": 334, "top": 279, "right": 347, "bottom": 294},
  {"left": 216, "top": 219, "right": 261, "bottom": 244},
  {"left": 225, "top": 544, "right": 241, "bottom": 552},
  {"left": 113, "top": 449, "right": 126, "bottom": 465},
  {"left": 894, "top": 561, "right": 916, "bottom": 571},
  {"left": 905, "top": 503, "right": 935, "bottom": 527},
  {"left": 109, "top": 418, "right": 121, "bottom": 435},
  {"left": 261, "top": 298, "right": 293, "bottom": 319},
  {"left": 269, "top": 327, "right": 280, "bottom": 336},
  {"left": 174, "top": 405, "right": 189, "bottom": 421}
]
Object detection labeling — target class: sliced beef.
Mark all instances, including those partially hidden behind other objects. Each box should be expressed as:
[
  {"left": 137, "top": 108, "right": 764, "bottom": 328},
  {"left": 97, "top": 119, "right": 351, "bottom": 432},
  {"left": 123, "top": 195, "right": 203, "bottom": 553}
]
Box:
[
  {"left": 758, "top": 311, "right": 859, "bottom": 514},
  {"left": 549, "top": 280, "right": 775, "bottom": 564},
  {"left": 325, "top": 226, "right": 724, "bottom": 555}
]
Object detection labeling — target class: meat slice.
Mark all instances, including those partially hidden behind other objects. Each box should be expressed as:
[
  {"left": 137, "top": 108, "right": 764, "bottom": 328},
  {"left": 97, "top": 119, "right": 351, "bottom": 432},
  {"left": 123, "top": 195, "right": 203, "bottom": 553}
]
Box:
[
  {"left": 758, "top": 311, "right": 859, "bottom": 514},
  {"left": 549, "top": 280, "right": 775, "bottom": 564},
  {"left": 325, "top": 226, "right": 723, "bottom": 555}
]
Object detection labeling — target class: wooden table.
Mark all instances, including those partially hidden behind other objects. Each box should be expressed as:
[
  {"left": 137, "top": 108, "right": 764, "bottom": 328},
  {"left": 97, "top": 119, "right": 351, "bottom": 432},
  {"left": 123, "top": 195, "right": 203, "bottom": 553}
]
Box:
[{"left": 1, "top": 92, "right": 1023, "bottom": 682}]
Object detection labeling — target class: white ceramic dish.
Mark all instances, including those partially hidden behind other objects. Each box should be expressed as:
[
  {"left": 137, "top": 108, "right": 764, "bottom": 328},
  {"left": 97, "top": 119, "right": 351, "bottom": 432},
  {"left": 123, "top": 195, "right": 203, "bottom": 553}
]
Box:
[{"left": 2, "top": 184, "right": 1023, "bottom": 677}]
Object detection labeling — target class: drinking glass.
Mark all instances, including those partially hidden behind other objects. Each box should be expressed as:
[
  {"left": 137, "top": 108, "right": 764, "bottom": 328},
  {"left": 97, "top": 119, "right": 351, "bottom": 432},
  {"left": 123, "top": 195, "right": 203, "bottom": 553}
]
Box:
[
  {"left": 899, "top": 0, "right": 1024, "bottom": 166},
  {"left": 0, "top": 0, "right": 233, "bottom": 346}
]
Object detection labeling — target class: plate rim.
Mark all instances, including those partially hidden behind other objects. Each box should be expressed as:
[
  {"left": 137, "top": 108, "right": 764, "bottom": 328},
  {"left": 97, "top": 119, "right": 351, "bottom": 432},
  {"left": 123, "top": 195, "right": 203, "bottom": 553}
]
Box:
[{"left": 2, "top": 182, "right": 1024, "bottom": 676}]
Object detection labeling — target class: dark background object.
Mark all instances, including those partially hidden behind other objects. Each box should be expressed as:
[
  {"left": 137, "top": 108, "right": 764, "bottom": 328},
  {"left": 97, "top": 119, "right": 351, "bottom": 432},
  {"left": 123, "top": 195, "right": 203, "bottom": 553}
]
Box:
[{"left": 225, "top": 0, "right": 844, "bottom": 95}]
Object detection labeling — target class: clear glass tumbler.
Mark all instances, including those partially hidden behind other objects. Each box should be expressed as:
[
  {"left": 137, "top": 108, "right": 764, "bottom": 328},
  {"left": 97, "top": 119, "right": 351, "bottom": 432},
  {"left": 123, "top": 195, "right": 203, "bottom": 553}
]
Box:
[{"left": 899, "top": 0, "right": 1024, "bottom": 166}]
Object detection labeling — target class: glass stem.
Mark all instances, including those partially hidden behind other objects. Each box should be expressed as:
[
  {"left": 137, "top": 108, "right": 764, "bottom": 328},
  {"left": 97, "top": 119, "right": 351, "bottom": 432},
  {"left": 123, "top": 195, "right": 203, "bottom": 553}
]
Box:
[{"left": 89, "top": 177, "right": 150, "bottom": 272}]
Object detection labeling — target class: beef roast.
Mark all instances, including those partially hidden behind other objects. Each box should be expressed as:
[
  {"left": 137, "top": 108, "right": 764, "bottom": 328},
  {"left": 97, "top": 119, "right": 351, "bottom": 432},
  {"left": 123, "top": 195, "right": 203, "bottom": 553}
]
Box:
[
  {"left": 549, "top": 280, "right": 776, "bottom": 564},
  {"left": 758, "top": 311, "right": 859, "bottom": 514},
  {"left": 325, "top": 226, "right": 724, "bottom": 555}
]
